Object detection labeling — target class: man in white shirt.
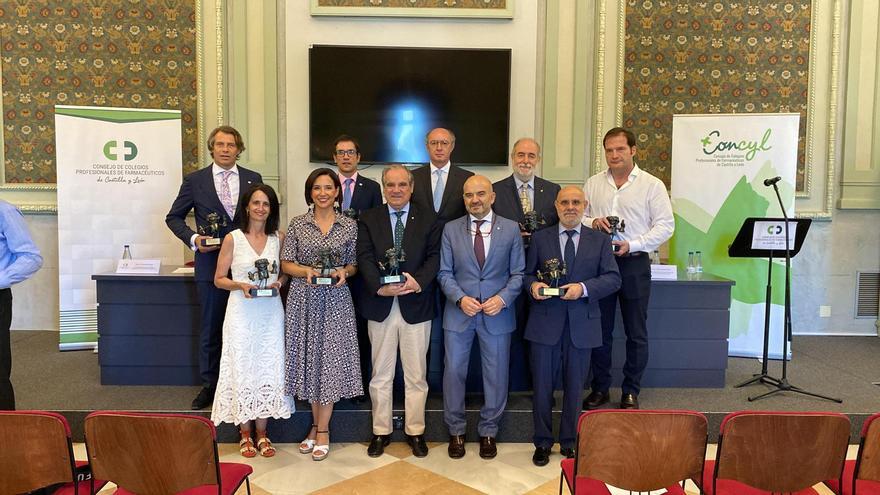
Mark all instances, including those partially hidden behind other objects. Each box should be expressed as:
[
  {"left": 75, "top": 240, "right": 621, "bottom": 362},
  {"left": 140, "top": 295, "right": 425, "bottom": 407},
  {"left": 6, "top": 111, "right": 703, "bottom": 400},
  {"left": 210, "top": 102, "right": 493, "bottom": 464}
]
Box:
[{"left": 581, "top": 127, "right": 674, "bottom": 410}]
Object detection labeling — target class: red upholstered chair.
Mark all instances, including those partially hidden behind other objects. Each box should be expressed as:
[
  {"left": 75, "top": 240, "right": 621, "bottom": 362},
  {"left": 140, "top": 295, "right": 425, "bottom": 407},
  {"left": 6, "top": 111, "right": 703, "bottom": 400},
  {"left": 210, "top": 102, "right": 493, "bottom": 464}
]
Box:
[
  {"left": 0, "top": 410, "right": 107, "bottom": 495},
  {"left": 559, "top": 409, "right": 707, "bottom": 494},
  {"left": 84, "top": 411, "right": 252, "bottom": 495},
  {"left": 825, "top": 412, "right": 880, "bottom": 495},
  {"left": 705, "top": 411, "right": 850, "bottom": 495}
]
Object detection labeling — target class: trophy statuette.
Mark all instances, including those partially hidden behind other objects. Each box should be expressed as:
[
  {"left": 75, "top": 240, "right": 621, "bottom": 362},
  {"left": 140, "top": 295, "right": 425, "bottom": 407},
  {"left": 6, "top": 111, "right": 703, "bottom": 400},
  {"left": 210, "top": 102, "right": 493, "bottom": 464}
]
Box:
[
  {"left": 247, "top": 258, "right": 279, "bottom": 297},
  {"left": 607, "top": 216, "right": 626, "bottom": 252},
  {"left": 198, "top": 212, "right": 227, "bottom": 247},
  {"left": 311, "top": 248, "right": 336, "bottom": 285},
  {"left": 378, "top": 247, "right": 407, "bottom": 285},
  {"left": 536, "top": 258, "right": 567, "bottom": 297}
]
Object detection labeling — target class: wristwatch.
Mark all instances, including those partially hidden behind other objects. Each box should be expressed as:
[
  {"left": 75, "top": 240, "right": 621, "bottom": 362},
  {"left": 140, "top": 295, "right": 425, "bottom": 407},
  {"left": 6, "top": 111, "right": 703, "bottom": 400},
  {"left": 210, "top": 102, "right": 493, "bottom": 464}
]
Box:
[{"left": 455, "top": 297, "right": 464, "bottom": 308}]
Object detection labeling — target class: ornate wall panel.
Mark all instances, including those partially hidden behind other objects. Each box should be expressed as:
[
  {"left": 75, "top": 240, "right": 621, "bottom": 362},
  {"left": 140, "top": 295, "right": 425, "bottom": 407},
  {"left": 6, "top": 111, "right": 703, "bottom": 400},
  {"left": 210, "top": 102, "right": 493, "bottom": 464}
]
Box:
[
  {"left": 622, "top": 0, "right": 812, "bottom": 190},
  {"left": 0, "top": 0, "right": 199, "bottom": 184}
]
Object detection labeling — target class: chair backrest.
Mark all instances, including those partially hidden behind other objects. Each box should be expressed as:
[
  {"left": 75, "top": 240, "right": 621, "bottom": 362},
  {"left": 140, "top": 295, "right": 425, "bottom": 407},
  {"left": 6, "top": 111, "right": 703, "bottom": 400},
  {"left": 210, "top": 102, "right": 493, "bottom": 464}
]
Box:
[
  {"left": 0, "top": 410, "right": 77, "bottom": 495},
  {"left": 714, "top": 411, "right": 850, "bottom": 493},
  {"left": 574, "top": 409, "right": 708, "bottom": 492},
  {"left": 84, "top": 411, "right": 221, "bottom": 495},
  {"left": 854, "top": 412, "right": 880, "bottom": 484}
]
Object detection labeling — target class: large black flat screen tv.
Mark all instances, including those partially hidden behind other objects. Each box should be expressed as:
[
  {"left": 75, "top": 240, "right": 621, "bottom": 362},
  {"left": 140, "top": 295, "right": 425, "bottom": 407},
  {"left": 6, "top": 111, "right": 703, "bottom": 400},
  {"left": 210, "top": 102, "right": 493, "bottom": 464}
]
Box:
[{"left": 309, "top": 45, "right": 511, "bottom": 167}]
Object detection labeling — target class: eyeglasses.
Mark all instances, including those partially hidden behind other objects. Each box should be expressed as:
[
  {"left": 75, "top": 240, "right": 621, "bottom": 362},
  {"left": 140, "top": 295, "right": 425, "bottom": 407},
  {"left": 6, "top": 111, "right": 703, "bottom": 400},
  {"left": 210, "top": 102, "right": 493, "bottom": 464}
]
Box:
[
  {"left": 335, "top": 149, "right": 358, "bottom": 157},
  {"left": 428, "top": 140, "right": 452, "bottom": 148}
]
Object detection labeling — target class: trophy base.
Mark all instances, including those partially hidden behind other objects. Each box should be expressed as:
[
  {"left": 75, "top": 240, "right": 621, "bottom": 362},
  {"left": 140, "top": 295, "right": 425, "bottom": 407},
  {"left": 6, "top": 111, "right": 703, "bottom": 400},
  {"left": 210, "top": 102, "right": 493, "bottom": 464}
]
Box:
[
  {"left": 248, "top": 288, "right": 278, "bottom": 297},
  {"left": 311, "top": 276, "right": 335, "bottom": 285},
  {"left": 539, "top": 287, "right": 567, "bottom": 297},
  {"left": 201, "top": 237, "right": 222, "bottom": 247},
  {"left": 380, "top": 274, "right": 406, "bottom": 285}
]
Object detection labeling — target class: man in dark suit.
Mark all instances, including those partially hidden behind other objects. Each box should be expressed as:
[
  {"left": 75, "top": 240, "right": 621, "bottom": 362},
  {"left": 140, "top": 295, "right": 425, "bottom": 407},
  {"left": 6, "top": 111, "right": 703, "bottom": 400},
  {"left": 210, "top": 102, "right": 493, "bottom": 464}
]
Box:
[
  {"left": 525, "top": 186, "right": 620, "bottom": 466},
  {"left": 492, "top": 137, "right": 561, "bottom": 391},
  {"left": 356, "top": 165, "right": 442, "bottom": 458},
  {"left": 333, "top": 134, "right": 382, "bottom": 217},
  {"left": 492, "top": 137, "right": 560, "bottom": 244},
  {"left": 166, "top": 126, "right": 262, "bottom": 410},
  {"left": 333, "top": 134, "right": 383, "bottom": 402},
  {"left": 437, "top": 175, "right": 524, "bottom": 460},
  {"left": 411, "top": 128, "right": 473, "bottom": 223}
]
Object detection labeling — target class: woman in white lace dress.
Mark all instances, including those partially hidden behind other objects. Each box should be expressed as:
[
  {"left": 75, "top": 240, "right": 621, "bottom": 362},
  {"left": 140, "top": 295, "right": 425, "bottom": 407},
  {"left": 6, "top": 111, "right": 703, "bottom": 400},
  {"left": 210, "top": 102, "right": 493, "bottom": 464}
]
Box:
[{"left": 212, "top": 184, "right": 294, "bottom": 458}]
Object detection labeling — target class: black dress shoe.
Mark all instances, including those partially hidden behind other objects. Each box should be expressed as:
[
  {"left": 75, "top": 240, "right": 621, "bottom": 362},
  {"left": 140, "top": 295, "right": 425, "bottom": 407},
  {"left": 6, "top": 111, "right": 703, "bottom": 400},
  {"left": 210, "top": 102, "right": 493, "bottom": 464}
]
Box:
[
  {"left": 448, "top": 434, "right": 465, "bottom": 459},
  {"left": 367, "top": 434, "right": 390, "bottom": 457},
  {"left": 407, "top": 434, "right": 428, "bottom": 457},
  {"left": 583, "top": 390, "right": 610, "bottom": 410},
  {"left": 620, "top": 393, "right": 640, "bottom": 409},
  {"left": 191, "top": 387, "right": 214, "bottom": 410},
  {"left": 532, "top": 446, "right": 551, "bottom": 466},
  {"left": 560, "top": 447, "right": 575, "bottom": 459},
  {"left": 479, "top": 436, "right": 497, "bottom": 459}
]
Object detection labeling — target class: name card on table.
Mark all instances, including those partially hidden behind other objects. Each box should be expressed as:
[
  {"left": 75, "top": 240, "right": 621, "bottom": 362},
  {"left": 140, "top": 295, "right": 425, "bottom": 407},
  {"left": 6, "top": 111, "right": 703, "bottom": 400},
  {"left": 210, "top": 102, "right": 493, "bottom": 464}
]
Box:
[
  {"left": 650, "top": 264, "right": 678, "bottom": 280},
  {"left": 116, "top": 259, "right": 161, "bottom": 274}
]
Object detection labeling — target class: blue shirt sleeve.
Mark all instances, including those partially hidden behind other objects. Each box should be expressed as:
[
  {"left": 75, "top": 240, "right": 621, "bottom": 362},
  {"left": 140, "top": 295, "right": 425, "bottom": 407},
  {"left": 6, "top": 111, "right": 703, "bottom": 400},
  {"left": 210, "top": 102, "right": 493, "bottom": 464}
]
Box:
[{"left": 0, "top": 203, "right": 43, "bottom": 288}]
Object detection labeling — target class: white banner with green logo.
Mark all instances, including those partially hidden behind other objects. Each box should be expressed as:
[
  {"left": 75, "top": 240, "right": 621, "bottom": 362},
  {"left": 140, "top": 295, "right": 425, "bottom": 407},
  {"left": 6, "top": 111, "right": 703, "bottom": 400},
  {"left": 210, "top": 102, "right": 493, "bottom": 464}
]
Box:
[
  {"left": 55, "top": 105, "right": 183, "bottom": 350},
  {"left": 670, "top": 113, "right": 799, "bottom": 358}
]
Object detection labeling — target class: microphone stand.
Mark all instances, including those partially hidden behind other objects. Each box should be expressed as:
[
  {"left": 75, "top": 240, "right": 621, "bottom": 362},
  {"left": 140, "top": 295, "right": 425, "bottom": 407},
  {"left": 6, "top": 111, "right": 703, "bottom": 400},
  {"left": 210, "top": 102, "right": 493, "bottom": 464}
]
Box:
[{"left": 748, "top": 182, "right": 841, "bottom": 403}]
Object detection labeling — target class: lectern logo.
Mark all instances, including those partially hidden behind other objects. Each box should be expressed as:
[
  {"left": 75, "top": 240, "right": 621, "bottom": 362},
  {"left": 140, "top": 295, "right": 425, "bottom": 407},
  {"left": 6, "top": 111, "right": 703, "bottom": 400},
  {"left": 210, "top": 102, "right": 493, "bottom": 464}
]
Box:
[
  {"left": 103, "top": 140, "right": 138, "bottom": 161},
  {"left": 767, "top": 225, "right": 783, "bottom": 235}
]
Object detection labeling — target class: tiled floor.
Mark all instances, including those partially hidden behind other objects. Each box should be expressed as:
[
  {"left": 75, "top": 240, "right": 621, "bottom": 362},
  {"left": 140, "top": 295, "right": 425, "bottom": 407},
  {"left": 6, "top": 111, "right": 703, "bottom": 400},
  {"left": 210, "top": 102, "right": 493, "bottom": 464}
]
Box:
[{"left": 73, "top": 442, "right": 849, "bottom": 494}]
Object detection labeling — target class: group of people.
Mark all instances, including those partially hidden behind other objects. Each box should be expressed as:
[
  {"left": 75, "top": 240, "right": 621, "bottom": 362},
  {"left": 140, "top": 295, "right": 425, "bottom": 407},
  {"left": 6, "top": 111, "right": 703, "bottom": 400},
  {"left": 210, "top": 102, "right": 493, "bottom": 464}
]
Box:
[{"left": 165, "top": 124, "right": 673, "bottom": 466}]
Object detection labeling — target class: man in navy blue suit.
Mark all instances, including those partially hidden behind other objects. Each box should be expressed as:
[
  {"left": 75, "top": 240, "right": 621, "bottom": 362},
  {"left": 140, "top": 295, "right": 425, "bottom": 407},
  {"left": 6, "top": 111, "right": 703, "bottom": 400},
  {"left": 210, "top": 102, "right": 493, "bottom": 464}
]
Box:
[
  {"left": 525, "top": 186, "right": 620, "bottom": 466},
  {"left": 166, "top": 126, "right": 262, "bottom": 410}
]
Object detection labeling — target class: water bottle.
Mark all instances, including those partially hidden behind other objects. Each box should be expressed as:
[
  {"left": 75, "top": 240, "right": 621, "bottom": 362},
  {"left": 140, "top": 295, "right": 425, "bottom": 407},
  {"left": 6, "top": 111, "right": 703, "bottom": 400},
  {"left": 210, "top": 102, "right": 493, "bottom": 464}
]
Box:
[
  {"left": 122, "top": 245, "right": 132, "bottom": 260},
  {"left": 687, "top": 251, "right": 695, "bottom": 273},
  {"left": 695, "top": 251, "right": 703, "bottom": 273},
  {"left": 651, "top": 250, "right": 660, "bottom": 265}
]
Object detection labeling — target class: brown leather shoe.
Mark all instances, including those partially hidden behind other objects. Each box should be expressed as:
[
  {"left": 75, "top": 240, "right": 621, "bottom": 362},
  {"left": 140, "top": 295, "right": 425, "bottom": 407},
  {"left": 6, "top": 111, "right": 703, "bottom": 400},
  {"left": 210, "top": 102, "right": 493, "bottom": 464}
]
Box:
[
  {"left": 583, "top": 390, "right": 610, "bottom": 410},
  {"left": 620, "top": 393, "right": 639, "bottom": 409},
  {"left": 479, "top": 436, "right": 497, "bottom": 459},
  {"left": 448, "top": 434, "right": 465, "bottom": 458}
]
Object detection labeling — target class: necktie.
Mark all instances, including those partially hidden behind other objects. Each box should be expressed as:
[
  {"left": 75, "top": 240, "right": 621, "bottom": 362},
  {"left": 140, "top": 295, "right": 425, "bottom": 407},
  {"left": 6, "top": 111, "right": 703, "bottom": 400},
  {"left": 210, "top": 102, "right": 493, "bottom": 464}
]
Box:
[
  {"left": 220, "top": 170, "right": 235, "bottom": 219},
  {"left": 342, "top": 178, "right": 353, "bottom": 210},
  {"left": 519, "top": 184, "right": 532, "bottom": 213},
  {"left": 394, "top": 210, "right": 405, "bottom": 251},
  {"left": 433, "top": 168, "right": 445, "bottom": 212},
  {"left": 473, "top": 219, "right": 486, "bottom": 269},
  {"left": 564, "top": 229, "right": 577, "bottom": 275}
]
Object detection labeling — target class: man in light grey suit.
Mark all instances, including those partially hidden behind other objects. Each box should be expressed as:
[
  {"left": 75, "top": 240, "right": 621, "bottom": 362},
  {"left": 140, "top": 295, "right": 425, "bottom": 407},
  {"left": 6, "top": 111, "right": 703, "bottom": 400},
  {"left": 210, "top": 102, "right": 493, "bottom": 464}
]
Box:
[{"left": 437, "top": 175, "right": 524, "bottom": 460}]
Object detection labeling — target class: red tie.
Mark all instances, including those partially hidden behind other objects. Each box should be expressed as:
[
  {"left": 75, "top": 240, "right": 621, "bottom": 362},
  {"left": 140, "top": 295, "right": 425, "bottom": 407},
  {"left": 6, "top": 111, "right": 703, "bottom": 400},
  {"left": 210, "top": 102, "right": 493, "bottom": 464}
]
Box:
[{"left": 473, "top": 219, "right": 486, "bottom": 269}]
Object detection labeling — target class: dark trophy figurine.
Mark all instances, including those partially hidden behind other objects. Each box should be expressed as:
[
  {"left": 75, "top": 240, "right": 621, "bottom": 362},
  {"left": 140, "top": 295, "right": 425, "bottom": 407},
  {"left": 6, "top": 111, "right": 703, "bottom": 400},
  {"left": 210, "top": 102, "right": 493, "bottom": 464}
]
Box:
[
  {"left": 247, "top": 258, "right": 279, "bottom": 297},
  {"left": 311, "top": 248, "right": 336, "bottom": 285},
  {"left": 607, "top": 215, "right": 626, "bottom": 252},
  {"left": 378, "top": 247, "right": 407, "bottom": 285},
  {"left": 519, "top": 210, "right": 546, "bottom": 235},
  {"left": 198, "top": 212, "right": 227, "bottom": 247},
  {"left": 341, "top": 208, "right": 358, "bottom": 220},
  {"left": 536, "top": 258, "right": 567, "bottom": 297}
]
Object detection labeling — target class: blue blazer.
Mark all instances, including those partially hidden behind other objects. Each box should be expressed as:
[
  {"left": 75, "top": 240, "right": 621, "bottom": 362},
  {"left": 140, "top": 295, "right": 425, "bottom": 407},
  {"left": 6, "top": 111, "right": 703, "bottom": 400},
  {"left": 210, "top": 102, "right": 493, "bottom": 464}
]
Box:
[
  {"left": 165, "top": 165, "right": 262, "bottom": 281},
  {"left": 524, "top": 225, "right": 621, "bottom": 349},
  {"left": 347, "top": 175, "right": 383, "bottom": 215},
  {"left": 437, "top": 212, "right": 524, "bottom": 335}
]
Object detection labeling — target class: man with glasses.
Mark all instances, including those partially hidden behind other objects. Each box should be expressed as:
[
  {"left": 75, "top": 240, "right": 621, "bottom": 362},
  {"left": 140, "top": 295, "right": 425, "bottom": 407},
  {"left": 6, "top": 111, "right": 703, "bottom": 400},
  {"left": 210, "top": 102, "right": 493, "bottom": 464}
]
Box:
[
  {"left": 411, "top": 128, "right": 473, "bottom": 224},
  {"left": 333, "top": 135, "right": 382, "bottom": 218}
]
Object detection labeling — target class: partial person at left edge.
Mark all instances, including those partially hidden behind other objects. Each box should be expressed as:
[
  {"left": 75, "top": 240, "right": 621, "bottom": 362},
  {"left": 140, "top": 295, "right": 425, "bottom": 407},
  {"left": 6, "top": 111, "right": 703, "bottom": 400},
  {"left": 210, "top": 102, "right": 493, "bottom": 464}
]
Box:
[
  {"left": 166, "top": 125, "right": 263, "bottom": 410},
  {"left": 0, "top": 199, "right": 43, "bottom": 410}
]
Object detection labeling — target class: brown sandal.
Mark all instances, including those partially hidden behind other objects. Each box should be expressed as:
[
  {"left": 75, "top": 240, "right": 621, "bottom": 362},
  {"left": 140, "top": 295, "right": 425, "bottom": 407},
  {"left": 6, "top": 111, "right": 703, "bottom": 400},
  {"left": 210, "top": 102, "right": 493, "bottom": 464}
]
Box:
[
  {"left": 239, "top": 433, "right": 257, "bottom": 458},
  {"left": 256, "top": 433, "right": 276, "bottom": 458}
]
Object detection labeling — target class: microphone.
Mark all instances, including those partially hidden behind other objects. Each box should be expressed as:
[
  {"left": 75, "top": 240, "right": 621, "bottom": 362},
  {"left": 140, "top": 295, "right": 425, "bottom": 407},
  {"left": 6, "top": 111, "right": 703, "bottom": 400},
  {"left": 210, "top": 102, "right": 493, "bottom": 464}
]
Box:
[{"left": 763, "top": 176, "right": 781, "bottom": 187}]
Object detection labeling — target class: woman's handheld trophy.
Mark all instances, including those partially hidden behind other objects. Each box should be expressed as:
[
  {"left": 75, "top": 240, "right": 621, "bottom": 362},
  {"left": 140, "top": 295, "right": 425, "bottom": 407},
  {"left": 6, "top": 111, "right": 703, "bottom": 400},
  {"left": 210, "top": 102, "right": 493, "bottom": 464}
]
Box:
[
  {"left": 378, "top": 247, "right": 407, "bottom": 285},
  {"left": 311, "top": 248, "right": 336, "bottom": 285},
  {"left": 198, "top": 212, "right": 227, "bottom": 247},
  {"left": 247, "top": 258, "right": 279, "bottom": 297},
  {"left": 537, "top": 258, "right": 567, "bottom": 297}
]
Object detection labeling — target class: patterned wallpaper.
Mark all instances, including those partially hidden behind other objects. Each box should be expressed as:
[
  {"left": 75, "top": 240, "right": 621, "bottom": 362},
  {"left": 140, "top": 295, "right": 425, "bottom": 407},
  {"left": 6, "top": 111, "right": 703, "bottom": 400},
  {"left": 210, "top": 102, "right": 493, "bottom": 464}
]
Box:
[
  {"left": 316, "top": 0, "right": 508, "bottom": 8},
  {"left": 622, "top": 1, "right": 811, "bottom": 190},
  {"left": 0, "top": 0, "right": 198, "bottom": 184}
]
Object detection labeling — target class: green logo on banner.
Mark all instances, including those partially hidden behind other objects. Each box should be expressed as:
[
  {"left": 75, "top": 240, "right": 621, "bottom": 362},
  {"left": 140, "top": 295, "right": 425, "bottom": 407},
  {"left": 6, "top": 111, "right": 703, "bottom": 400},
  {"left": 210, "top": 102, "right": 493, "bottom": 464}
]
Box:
[
  {"left": 701, "top": 128, "right": 772, "bottom": 161},
  {"left": 103, "top": 140, "right": 138, "bottom": 161}
]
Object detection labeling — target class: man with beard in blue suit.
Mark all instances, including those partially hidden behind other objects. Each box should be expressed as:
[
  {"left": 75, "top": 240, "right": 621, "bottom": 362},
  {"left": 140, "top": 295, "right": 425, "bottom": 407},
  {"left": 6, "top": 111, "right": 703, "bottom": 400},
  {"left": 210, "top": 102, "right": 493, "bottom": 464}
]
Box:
[
  {"left": 525, "top": 186, "right": 620, "bottom": 466},
  {"left": 166, "top": 126, "right": 262, "bottom": 410},
  {"left": 437, "top": 175, "right": 524, "bottom": 460}
]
